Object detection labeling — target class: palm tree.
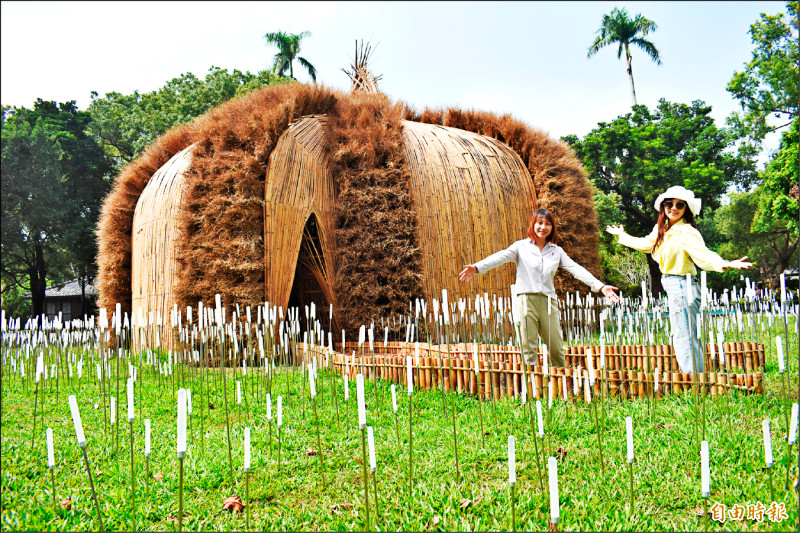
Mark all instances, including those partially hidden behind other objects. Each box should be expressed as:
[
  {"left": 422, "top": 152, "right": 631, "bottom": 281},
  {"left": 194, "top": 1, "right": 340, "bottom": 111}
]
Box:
[
  {"left": 587, "top": 8, "right": 661, "bottom": 106},
  {"left": 265, "top": 31, "right": 317, "bottom": 83}
]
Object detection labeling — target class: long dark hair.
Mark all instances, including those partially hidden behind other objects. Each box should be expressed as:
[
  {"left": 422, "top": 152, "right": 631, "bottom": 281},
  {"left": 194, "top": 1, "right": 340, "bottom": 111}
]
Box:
[
  {"left": 652, "top": 201, "right": 697, "bottom": 253},
  {"left": 527, "top": 208, "right": 558, "bottom": 244}
]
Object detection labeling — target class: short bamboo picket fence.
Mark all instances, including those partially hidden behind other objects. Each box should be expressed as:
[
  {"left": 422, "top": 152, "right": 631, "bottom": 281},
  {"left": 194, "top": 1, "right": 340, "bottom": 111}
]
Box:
[{"left": 298, "top": 341, "right": 764, "bottom": 401}]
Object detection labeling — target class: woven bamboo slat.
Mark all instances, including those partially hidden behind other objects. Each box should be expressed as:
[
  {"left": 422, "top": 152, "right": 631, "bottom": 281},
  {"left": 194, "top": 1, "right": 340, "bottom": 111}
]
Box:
[
  {"left": 401, "top": 121, "right": 537, "bottom": 307},
  {"left": 263, "top": 116, "right": 336, "bottom": 322},
  {"left": 301, "top": 340, "right": 764, "bottom": 399},
  {"left": 131, "top": 145, "right": 196, "bottom": 352}
]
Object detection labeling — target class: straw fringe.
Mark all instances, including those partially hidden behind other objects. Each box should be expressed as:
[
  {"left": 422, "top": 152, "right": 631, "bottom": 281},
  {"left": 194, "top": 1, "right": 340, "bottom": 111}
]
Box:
[{"left": 98, "top": 84, "right": 600, "bottom": 339}]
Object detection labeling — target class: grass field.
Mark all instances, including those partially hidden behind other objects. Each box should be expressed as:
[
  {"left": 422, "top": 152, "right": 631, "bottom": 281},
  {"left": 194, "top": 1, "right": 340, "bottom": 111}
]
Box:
[{"left": 1, "top": 311, "right": 798, "bottom": 532}]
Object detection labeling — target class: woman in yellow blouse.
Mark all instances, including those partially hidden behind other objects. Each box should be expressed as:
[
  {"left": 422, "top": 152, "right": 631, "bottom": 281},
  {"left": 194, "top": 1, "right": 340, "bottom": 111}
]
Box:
[{"left": 606, "top": 186, "right": 752, "bottom": 373}]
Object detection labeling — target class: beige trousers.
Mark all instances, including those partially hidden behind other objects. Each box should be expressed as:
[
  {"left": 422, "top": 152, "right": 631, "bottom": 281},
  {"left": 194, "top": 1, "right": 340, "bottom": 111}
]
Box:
[{"left": 519, "top": 293, "right": 565, "bottom": 368}]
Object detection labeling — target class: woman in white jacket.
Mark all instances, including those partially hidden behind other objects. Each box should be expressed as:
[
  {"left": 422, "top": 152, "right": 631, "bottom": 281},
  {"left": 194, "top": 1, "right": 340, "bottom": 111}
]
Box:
[{"left": 459, "top": 208, "right": 620, "bottom": 367}]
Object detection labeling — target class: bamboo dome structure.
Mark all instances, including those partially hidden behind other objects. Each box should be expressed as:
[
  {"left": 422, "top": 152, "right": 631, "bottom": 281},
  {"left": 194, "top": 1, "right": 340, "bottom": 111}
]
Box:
[{"left": 97, "top": 83, "right": 601, "bottom": 345}]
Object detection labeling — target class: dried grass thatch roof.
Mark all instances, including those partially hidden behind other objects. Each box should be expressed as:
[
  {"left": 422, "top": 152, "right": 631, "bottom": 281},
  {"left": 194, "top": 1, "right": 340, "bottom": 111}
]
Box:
[{"left": 97, "top": 83, "right": 600, "bottom": 337}]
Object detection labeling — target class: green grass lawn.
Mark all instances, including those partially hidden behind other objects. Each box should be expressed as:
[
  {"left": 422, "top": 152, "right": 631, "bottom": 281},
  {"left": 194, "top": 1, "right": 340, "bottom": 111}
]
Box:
[{"left": 1, "top": 317, "right": 798, "bottom": 532}]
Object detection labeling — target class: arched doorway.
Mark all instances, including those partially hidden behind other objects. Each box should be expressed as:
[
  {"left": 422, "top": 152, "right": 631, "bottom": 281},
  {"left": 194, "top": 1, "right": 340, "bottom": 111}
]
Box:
[{"left": 287, "top": 213, "right": 336, "bottom": 337}]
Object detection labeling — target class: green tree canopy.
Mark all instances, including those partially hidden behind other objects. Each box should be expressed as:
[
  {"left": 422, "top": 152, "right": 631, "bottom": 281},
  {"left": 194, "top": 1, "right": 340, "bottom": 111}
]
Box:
[
  {"left": 1, "top": 100, "right": 110, "bottom": 317},
  {"left": 88, "top": 66, "right": 288, "bottom": 168},
  {"left": 564, "top": 99, "right": 757, "bottom": 293},
  {"left": 727, "top": 1, "right": 798, "bottom": 147},
  {"left": 587, "top": 7, "right": 661, "bottom": 106},
  {"left": 265, "top": 31, "right": 317, "bottom": 82},
  {"left": 714, "top": 186, "right": 798, "bottom": 290}
]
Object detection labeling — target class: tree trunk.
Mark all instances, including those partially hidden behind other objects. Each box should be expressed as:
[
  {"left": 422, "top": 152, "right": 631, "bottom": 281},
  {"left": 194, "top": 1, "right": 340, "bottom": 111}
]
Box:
[
  {"left": 29, "top": 243, "right": 47, "bottom": 318},
  {"left": 79, "top": 272, "right": 87, "bottom": 318},
  {"left": 625, "top": 43, "right": 637, "bottom": 107},
  {"left": 647, "top": 255, "right": 663, "bottom": 297}
]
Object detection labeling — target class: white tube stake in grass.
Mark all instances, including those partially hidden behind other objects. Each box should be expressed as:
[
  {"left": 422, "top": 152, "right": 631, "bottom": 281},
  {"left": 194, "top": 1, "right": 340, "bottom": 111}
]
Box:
[
  {"left": 548, "top": 456, "right": 560, "bottom": 523},
  {"left": 716, "top": 332, "right": 726, "bottom": 365},
  {"left": 177, "top": 389, "right": 187, "bottom": 457},
  {"left": 368, "top": 426, "right": 376, "bottom": 471},
  {"left": 244, "top": 427, "right": 251, "bottom": 472},
  {"left": 654, "top": 367, "right": 659, "bottom": 392},
  {"left": 308, "top": 364, "right": 317, "bottom": 398},
  {"left": 344, "top": 375, "right": 350, "bottom": 401},
  {"left": 508, "top": 435, "right": 516, "bottom": 484},
  {"left": 127, "top": 378, "right": 135, "bottom": 422},
  {"left": 762, "top": 419, "right": 773, "bottom": 467},
  {"left": 625, "top": 417, "right": 634, "bottom": 463},
  {"left": 236, "top": 381, "right": 242, "bottom": 405},
  {"left": 406, "top": 356, "right": 413, "bottom": 396},
  {"left": 473, "top": 345, "right": 479, "bottom": 375},
  {"left": 145, "top": 419, "right": 151, "bottom": 456},
  {"left": 701, "top": 440, "right": 710, "bottom": 497},
  {"left": 277, "top": 396, "right": 283, "bottom": 427},
  {"left": 536, "top": 400, "right": 544, "bottom": 437},
  {"left": 391, "top": 384, "right": 397, "bottom": 413},
  {"left": 110, "top": 397, "right": 116, "bottom": 425},
  {"left": 776, "top": 336, "right": 785, "bottom": 373},
  {"left": 68, "top": 395, "right": 86, "bottom": 447},
  {"left": 46, "top": 427, "right": 55, "bottom": 469},
  {"left": 357, "top": 373, "right": 366, "bottom": 429},
  {"left": 780, "top": 272, "right": 787, "bottom": 303},
  {"left": 542, "top": 345, "right": 549, "bottom": 377},
  {"left": 790, "top": 403, "right": 798, "bottom": 445},
  {"left": 584, "top": 373, "right": 592, "bottom": 404}
]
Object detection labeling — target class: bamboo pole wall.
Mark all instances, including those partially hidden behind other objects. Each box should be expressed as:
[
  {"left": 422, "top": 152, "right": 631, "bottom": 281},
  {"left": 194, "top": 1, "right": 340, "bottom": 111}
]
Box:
[
  {"left": 300, "top": 341, "right": 764, "bottom": 399},
  {"left": 401, "top": 121, "right": 537, "bottom": 306},
  {"left": 131, "top": 145, "right": 196, "bottom": 352},
  {"left": 264, "top": 116, "right": 336, "bottom": 319}
]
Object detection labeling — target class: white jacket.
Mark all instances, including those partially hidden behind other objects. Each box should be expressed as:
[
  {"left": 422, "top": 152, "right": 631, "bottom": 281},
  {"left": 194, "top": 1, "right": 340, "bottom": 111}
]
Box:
[{"left": 473, "top": 239, "right": 604, "bottom": 300}]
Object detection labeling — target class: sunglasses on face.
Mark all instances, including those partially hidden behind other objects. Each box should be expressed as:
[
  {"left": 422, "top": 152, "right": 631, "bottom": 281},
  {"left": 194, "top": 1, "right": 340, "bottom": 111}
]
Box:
[{"left": 664, "top": 200, "right": 686, "bottom": 210}]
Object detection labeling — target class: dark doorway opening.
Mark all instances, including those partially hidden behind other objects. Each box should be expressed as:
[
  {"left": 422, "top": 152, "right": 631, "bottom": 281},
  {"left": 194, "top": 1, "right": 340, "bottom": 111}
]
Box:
[{"left": 287, "top": 214, "right": 335, "bottom": 337}]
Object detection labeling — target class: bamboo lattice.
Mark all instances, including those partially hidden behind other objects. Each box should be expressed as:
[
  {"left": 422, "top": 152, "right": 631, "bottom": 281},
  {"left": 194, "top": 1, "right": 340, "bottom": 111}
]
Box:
[
  {"left": 401, "top": 120, "right": 538, "bottom": 306},
  {"left": 130, "top": 145, "right": 196, "bottom": 352},
  {"left": 263, "top": 116, "right": 336, "bottom": 316},
  {"left": 299, "top": 341, "right": 764, "bottom": 399}
]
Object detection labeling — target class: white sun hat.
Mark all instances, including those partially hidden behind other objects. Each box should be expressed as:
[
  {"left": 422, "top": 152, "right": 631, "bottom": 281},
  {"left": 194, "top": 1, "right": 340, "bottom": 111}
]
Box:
[{"left": 654, "top": 185, "right": 702, "bottom": 216}]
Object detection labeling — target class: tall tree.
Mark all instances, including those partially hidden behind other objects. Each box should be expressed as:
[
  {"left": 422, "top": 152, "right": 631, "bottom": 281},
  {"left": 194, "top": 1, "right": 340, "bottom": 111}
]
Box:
[
  {"left": 89, "top": 66, "right": 286, "bottom": 168},
  {"left": 2, "top": 111, "right": 68, "bottom": 317},
  {"left": 726, "top": 1, "right": 798, "bottom": 147},
  {"left": 587, "top": 7, "right": 662, "bottom": 106},
  {"left": 564, "top": 99, "right": 757, "bottom": 294},
  {"left": 714, "top": 187, "right": 798, "bottom": 290},
  {"left": 265, "top": 31, "right": 317, "bottom": 82},
  {"left": 1, "top": 101, "right": 111, "bottom": 317}
]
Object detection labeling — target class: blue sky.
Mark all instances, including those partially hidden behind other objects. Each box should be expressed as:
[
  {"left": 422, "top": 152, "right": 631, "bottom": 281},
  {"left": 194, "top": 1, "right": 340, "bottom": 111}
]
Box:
[{"left": 1, "top": 1, "right": 788, "bottom": 166}]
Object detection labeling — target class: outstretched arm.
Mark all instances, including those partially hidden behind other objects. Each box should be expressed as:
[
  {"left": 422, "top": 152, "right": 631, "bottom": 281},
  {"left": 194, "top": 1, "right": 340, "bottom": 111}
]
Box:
[
  {"left": 606, "top": 224, "right": 657, "bottom": 253},
  {"left": 458, "top": 246, "right": 518, "bottom": 284},
  {"left": 558, "top": 250, "right": 620, "bottom": 303},
  {"left": 724, "top": 256, "right": 753, "bottom": 271},
  {"left": 459, "top": 265, "right": 478, "bottom": 283}
]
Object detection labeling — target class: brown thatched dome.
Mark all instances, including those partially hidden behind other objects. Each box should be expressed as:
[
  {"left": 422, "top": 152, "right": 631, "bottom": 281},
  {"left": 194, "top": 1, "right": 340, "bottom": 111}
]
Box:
[{"left": 96, "top": 84, "right": 600, "bottom": 339}]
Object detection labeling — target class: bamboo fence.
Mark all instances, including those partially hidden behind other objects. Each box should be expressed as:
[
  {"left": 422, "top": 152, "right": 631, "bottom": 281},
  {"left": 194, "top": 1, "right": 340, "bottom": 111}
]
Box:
[
  {"left": 131, "top": 145, "right": 196, "bottom": 352},
  {"left": 298, "top": 341, "right": 764, "bottom": 400},
  {"left": 263, "top": 116, "right": 336, "bottom": 320},
  {"left": 401, "top": 120, "right": 537, "bottom": 307}
]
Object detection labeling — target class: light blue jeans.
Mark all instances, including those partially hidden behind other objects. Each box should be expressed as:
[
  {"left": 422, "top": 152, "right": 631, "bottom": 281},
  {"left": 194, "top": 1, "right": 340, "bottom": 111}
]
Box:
[{"left": 662, "top": 275, "right": 703, "bottom": 373}]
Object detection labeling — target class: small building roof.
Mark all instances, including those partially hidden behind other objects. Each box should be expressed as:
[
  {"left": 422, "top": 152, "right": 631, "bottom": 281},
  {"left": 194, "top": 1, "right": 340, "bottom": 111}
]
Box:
[{"left": 23, "top": 279, "right": 99, "bottom": 299}]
